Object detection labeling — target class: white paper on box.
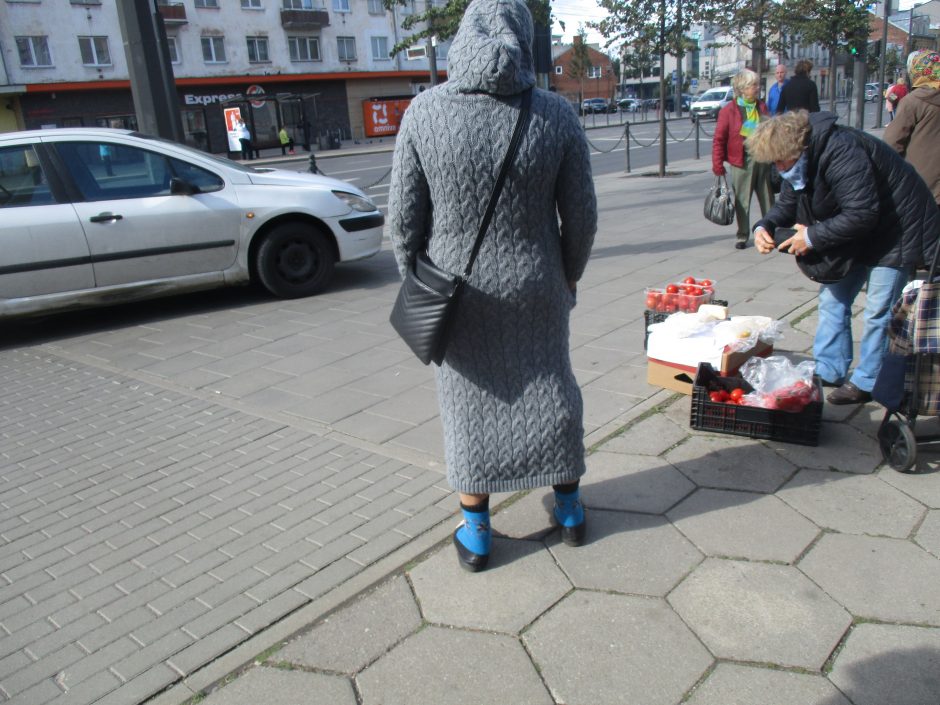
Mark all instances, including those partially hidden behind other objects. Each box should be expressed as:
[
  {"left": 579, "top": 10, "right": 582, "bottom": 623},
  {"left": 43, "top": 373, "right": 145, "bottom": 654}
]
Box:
[{"left": 647, "top": 327, "right": 731, "bottom": 369}]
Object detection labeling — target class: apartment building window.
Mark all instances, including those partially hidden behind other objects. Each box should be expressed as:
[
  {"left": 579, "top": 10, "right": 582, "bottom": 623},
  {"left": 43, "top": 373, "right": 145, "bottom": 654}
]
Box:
[
  {"left": 588, "top": 66, "right": 602, "bottom": 78},
  {"left": 370, "top": 36, "right": 389, "bottom": 61},
  {"left": 194, "top": 0, "right": 219, "bottom": 7},
  {"left": 283, "top": 0, "right": 322, "bottom": 7},
  {"left": 247, "top": 36, "right": 270, "bottom": 63},
  {"left": 15, "top": 36, "right": 52, "bottom": 67},
  {"left": 201, "top": 36, "right": 226, "bottom": 62},
  {"left": 554, "top": 65, "right": 562, "bottom": 75},
  {"left": 241, "top": 0, "right": 262, "bottom": 7},
  {"left": 337, "top": 36, "right": 356, "bottom": 62},
  {"left": 78, "top": 36, "right": 111, "bottom": 66},
  {"left": 367, "top": 0, "right": 384, "bottom": 13},
  {"left": 288, "top": 36, "right": 320, "bottom": 62},
  {"left": 166, "top": 36, "right": 180, "bottom": 63},
  {"left": 333, "top": 0, "right": 349, "bottom": 11}
]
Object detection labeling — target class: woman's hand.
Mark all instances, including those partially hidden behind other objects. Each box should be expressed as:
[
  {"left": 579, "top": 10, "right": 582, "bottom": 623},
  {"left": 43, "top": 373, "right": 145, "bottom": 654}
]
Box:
[
  {"left": 754, "top": 227, "right": 775, "bottom": 254},
  {"left": 776, "top": 224, "right": 812, "bottom": 255}
]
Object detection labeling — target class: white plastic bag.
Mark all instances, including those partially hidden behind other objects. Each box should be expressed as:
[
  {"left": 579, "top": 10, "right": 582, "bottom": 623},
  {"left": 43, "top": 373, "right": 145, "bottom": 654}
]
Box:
[{"left": 739, "top": 356, "right": 819, "bottom": 411}]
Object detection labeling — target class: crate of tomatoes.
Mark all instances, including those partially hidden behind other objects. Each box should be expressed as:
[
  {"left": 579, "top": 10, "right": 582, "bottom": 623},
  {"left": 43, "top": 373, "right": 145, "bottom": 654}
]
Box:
[
  {"left": 690, "top": 362, "right": 823, "bottom": 446},
  {"left": 645, "top": 276, "right": 716, "bottom": 315}
]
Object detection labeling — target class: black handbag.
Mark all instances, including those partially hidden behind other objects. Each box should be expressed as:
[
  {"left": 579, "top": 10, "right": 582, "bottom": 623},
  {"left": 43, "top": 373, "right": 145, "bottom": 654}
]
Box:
[
  {"left": 792, "top": 191, "right": 857, "bottom": 284},
  {"left": 704, "top": 174, "right": 734, "bottom": 226},
  {"left": 389, "top": 88, "right": 532, "bottom": 366}
]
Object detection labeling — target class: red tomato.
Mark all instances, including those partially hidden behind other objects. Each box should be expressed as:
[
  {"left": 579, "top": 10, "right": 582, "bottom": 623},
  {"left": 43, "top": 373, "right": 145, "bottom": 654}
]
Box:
[
  {"left": 730, "top": 388, "right": 745, "bottom": 402},
  {"left": 690, "top": 286, "right": 703, "bottom": 296},
  {"left": 646, "top": 294, "right": 659, "bottom": 310},
  {"left": 699, "top": 279, "right": 713, "bottom": 286},
  {"left": 665, "top": 284, "right": 679, "bottom": 294},
  {"left": 682, "top": 276, "right": 696, "bottom": 285},
  {"left": 709, "top": 391, "right": 724, "bottom": 402}
]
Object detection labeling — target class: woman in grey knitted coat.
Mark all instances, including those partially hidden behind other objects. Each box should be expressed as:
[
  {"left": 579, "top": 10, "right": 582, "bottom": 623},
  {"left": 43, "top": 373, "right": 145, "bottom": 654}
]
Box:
[{"left": 388, "top": 0, "right": 597, "bottom": 571}]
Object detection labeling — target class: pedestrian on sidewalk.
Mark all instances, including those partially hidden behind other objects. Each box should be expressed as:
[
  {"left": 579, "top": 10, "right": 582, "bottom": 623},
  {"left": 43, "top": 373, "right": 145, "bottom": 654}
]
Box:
[
  {"left": 884, "top": 74, "right": 909, "bottom": 124},
  {"left": 236, "top": 119, "right": 253, "bottom": 161},
  {"left": 768, "top": 63, "right": 789, "bottom": 116},
  {"left": 777, "top": 60, "right": 820, "bottom": 114},
  {"left": 883, "top": 50, "right": 940, "bottom": 208},
  {"left": 279, "top": 126, "right": 295, "bottom": 155},
  {"left": 748, "top": 110, "right": 940, "bottom": 405},
  {"left": 712, "top": 69, "right": 775, "bottom": 249},
  {"left": 387, "top": 0, "right": 596, "bottom": 572}
]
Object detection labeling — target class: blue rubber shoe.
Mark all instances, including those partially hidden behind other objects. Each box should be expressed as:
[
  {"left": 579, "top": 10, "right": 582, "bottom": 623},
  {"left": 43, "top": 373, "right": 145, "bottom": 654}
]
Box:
[
  {"left": 554, "top": 488, "right": 586, "bottom": 546},
  {"left": 453, "top": 508, "right": 491, "bottom": 572}
]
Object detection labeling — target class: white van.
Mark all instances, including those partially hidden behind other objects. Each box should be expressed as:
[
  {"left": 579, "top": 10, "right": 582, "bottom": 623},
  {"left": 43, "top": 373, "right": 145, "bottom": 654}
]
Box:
[{"left": 690, "top": 87, "right": 733, "bottom": 121}]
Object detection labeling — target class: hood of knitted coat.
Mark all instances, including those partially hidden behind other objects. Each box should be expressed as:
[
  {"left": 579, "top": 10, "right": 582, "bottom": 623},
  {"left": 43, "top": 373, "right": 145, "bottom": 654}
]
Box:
[{"left": 446, "top": 0, "right": 536, "bottom": 95}]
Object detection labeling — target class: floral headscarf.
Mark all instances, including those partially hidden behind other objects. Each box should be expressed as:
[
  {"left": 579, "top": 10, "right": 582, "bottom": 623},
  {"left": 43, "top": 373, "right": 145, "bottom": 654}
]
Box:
[{"left": 907, "top": 50, "right": 940, "bottom": 89}]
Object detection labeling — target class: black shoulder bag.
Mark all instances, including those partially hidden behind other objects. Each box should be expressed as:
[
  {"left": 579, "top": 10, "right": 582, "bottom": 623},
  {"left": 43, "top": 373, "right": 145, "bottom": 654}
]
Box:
[{"left": 389, "top": 88, "right": 532, "bottom": 366}]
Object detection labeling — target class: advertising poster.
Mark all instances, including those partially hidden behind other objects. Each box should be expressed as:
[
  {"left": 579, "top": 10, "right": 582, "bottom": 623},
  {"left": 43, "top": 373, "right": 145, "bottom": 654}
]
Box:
[
  {"left": 362, "top": 98, "right": 412, "bottom": 138},
  {"left": 224, "top": 107, "right": 245, "bottom": 152}
]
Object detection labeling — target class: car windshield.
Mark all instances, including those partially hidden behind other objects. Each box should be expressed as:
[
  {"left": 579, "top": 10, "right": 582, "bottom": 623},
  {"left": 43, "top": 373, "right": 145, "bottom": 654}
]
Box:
[
  {"left": 698, "top": 90, "right": 727, "bottom": 101},
  {"left": 130, "top": 132, "right": 260, "bottom": 173}
]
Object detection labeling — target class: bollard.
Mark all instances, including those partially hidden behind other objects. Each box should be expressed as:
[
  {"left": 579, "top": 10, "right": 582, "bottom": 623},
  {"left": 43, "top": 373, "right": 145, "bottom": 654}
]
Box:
[
  {"left": 694, "top": 116, "right": 700, "bottom": 161},
  {"left": 625, "top": 123, "right": 631, "bottom": 174},
  {"left": 308, "top": 153, "right": 319, "bottom": 174}
]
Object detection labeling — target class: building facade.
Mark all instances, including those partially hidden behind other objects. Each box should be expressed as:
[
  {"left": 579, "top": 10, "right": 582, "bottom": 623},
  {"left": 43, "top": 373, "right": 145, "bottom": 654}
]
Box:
[
  {"left": 550, "top": 37, "right": 615, "bottom": 107},
  {"left": 0, "top": 0, "right": 447, "bottom": 152}
]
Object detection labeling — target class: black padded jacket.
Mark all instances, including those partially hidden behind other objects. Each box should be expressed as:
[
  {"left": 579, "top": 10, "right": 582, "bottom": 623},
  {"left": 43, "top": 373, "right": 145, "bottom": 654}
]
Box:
[{"left": 755, "top": 112, "right": 939, "bottom": 270}]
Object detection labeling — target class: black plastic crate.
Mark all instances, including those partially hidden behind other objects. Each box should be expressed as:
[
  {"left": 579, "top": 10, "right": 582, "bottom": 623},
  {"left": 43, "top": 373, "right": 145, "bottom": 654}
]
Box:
[
  {"left": 690, "top": 362, "right": 823, "bottom": 446},
  {"left": 643, "top": 299, "right": 728, "bottom": 350}
]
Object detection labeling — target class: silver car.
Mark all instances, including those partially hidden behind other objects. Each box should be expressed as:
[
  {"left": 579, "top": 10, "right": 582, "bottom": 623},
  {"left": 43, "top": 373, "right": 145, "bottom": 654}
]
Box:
[{"left": 0, "top": 128, "right": 384, "bottom": 319}]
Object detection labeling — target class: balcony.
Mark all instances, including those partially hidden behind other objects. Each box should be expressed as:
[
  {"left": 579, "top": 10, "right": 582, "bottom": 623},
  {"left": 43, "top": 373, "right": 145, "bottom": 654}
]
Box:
[
  {"left": 157, "top": 2, "right": 188, "bottom": 24},
  {"left": 280, "top": 8, "right": 330, "bottom": 30}
]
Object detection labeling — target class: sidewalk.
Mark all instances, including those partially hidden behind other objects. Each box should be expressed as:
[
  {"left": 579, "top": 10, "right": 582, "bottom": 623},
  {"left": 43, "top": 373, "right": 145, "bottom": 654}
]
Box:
[
  {"left": 0, "top": 150, "right": 937, "bottom": 705},
  {"left": 175, "top": 158, "right": 937, "bottom": 705}
]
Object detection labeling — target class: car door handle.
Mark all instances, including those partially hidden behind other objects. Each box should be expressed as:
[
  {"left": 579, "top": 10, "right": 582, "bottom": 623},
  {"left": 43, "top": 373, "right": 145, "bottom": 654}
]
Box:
[{"left": 89, "top": 212, "right": 123, "bottom": 223}]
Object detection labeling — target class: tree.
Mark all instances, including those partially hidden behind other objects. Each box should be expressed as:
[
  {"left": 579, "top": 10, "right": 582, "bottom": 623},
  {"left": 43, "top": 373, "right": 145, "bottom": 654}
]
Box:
[
  {"left": 594, "top": 0, "right": 711, "bottom": 175},
  {"left": 784, "top": 0, "right": 871, "bottom": 109},
  {"left": 382, "top": 0, "right": 551, "bottom": 55},
  {"left": 568, "top": 27, "right": 593, "bottom": 105},
  {"left": 706, "top": 0, "right": 791, "bottom": 88}
]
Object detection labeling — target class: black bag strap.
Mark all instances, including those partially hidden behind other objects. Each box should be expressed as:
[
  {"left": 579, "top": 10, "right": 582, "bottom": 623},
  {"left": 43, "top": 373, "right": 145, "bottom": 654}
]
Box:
[{"left": 460, "top": 88, "right": 532, "bottom": 279}]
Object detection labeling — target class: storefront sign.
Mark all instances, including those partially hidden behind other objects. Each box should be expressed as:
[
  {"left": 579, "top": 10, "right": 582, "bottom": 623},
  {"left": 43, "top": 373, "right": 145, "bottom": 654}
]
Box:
[
  {"left": 362, "top": 98, "right": 412, "bottom": 137},
  {"left": 246, "top": 85, "right": 266, "bottom": 109},
  {"left": 184, "top": 93, "right": 240, "bottom": 105}
]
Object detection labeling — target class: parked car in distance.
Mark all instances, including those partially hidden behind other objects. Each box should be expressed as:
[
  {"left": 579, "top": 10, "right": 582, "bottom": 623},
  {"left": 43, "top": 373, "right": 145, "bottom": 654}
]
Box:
[
  {"left": 0, "top": 128, "right": 384, "bottom": 320},
  {"left": 617, "top": 98, "right": 643, "bottom": 112},
  {"left": 865, "top": 82, "right": 890, "bottom": 102},
  {"left": 581, "top": 98, "right": 614, "bottom": 114},
  {"left": 690, "top": 87, "right": 734, "bottom": 120},
  {"left": 651, "top": 93, "right": 694, "bottom": 112}
]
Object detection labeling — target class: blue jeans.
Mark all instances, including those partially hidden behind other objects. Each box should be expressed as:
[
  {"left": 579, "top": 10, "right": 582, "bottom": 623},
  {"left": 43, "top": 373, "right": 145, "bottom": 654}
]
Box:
[{"left": 814, "top": 264, "right": 911, "bottom": 391}]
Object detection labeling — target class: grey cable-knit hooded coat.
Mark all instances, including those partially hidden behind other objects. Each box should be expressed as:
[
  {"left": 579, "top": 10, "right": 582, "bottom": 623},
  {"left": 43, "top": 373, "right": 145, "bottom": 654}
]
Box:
[{"left": 387, "top": 0, "right": 597, "bottom": 494}]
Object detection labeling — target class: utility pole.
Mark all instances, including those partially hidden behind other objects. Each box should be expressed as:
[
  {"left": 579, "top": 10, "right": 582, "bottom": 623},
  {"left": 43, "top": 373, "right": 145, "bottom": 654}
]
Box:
[
  {"left": 426, "top": 0, "right": 438, "bottom": 86},
  {"left": 877, "top": 0, "right": 891, "bottom": 127},
  {"left": 115, "top": 0, "right": 183, "bottom": 142},
  {"left": 853, "top": 41, "right": 867, "bottom": 129},
  {"left": 658, "top": 0, "right": 666, "bottom": 177}
]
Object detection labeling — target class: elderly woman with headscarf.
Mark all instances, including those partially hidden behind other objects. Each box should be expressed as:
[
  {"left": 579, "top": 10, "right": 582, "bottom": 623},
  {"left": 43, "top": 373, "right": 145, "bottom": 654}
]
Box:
[
  {"left": 712, "top": 68, "right": 775, "bottom": 249},
  {"left": 748, "top": 110, "right": 939, "bottom": 405},
  {"left": 884, "top": 51, "right": 940, "bottom": 208},
  {"left": 387, "top": 0, "right": 597, "bottom": 571}
]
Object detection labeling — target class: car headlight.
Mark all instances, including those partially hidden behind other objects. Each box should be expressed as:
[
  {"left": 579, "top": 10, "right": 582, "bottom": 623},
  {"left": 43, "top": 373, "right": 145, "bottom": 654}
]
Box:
[{"left": 332, "top": 190, "right": 377, "bottom": 212}]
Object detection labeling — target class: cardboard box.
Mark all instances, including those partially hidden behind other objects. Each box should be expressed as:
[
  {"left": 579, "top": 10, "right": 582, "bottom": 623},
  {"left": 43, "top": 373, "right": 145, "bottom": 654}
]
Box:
[{"left": 647, "top": 341, "right": 773, "bottom": 395}]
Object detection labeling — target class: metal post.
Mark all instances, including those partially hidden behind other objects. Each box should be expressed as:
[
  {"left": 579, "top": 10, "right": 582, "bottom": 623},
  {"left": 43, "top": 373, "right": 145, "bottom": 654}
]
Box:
[
  {"left": 694, "top": 117, "right": 699, "bottom": 160},
  {"left": 625, "top": 123, "right": 631, "bottom": 173},
  {"left": 876, "top": 0, "right": 891, "bottom": 127}
]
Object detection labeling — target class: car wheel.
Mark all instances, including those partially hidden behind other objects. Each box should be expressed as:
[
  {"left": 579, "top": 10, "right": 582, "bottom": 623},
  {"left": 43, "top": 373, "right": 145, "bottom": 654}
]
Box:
[{"left": 256, "top": 222, "right": 335, "bottom": 298}]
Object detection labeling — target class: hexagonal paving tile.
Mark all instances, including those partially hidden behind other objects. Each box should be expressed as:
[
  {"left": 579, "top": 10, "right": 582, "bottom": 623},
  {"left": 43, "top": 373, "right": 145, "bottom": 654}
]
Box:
[
  {"left": 828, "top": 623, "right": 940, "bottom": 705},
  {"left": 799, "top": 533, "right": 940, "bottom": 625},
  {"left": 489, "top": 489, "right": 555, "bottom": 541},
  {"left": 201, "top": 666, "right": 356, "bottom": 705},
  {"left": 685, "top": 663, "right": 851, "bottom": 705},
  {"left": 276, "top": 575, "right": 421, "bottom": 673},
  {"left": 667, "top": 488, "right": 819, "bottom": 562},
  {"left": 777, "top": 469, "right": 925, "bottom": 538},
  {"left": 664, "top": 435, "right": 798, "bottom": 493},
  {"left": 357, "top": 626, "right": 552, "bottom": 705},
  {"left": 878, "top": 464, "right": 940, "bottom": 509},
  {"left": 524, "top": 591, "right": 713, "bottom": 705},
  {"left": 601, "top": 413, "right": 689, "bottom": 456},
  {"left": 768, "top": 423, "right": 882, "bottom": 474},
  {"left": 581, "top": 451, "right": 695, "bottom": 514},
  {"left": 669, "top": 557, "right": 851, "bottom": 669},
  {"left": 548, "top": 509, "right": 702, "bottom": 595},
  {"left": 916, "top": 509, "right": 940, "bottom": 558},
  {"left": 408, "top": 538, "right": 570, "bottom": 634}
]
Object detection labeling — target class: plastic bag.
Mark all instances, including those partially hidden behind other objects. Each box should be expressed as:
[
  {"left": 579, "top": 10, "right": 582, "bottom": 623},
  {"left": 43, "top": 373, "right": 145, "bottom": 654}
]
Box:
[
  {"left": 650, "top": 311, "right": 715, "bottom": 339},
  {"left": 714, "top": 316, "right": 784, "bottom": 352},
  {"left": 739, "top": 356, "right": 819, "bottom": 411}
]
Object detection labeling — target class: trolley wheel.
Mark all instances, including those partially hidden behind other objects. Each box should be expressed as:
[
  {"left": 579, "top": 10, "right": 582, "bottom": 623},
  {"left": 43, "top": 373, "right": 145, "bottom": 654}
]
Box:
[{"left": 878, "top": 419, "right": 917, "bottom": 473}]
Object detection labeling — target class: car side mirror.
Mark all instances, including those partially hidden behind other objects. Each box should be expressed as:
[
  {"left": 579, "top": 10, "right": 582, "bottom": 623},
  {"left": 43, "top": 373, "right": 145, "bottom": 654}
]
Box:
[{"left": 169, "top": 177, "right": 199, "bottom": 196}]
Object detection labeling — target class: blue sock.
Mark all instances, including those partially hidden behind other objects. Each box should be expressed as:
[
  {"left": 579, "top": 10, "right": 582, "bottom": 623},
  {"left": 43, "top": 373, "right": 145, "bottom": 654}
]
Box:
[
  {"left": 554, "top": 488, "right": 584, "bottom": 528},
  {"left": 455, "top": 507, "right": 491, "bottom": 556}
]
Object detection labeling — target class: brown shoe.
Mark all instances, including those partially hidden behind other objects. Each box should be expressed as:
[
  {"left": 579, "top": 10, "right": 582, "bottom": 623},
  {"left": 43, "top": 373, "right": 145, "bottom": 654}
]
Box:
[{"left": 826, "top": 382, "right": 872, "bottom": 405}]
